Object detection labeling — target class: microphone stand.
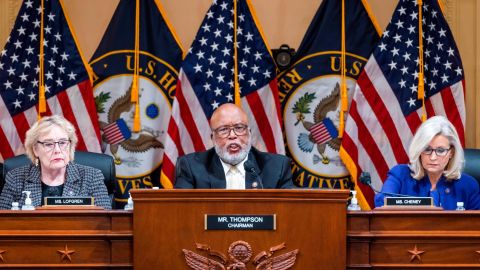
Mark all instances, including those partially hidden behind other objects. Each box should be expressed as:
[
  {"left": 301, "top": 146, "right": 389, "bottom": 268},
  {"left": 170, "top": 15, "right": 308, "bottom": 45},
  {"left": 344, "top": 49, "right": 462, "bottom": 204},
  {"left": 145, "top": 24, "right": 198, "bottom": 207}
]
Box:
[{"left": 359, "top": 172, "right": 411, "bottom": 198}]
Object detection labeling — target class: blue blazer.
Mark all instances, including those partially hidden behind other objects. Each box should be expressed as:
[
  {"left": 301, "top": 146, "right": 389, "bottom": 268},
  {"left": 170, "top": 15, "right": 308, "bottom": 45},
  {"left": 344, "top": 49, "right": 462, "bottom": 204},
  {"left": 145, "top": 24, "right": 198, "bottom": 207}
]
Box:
[
  {"left": 174, "top": 147, "right": 294, "bottom": 189},
  {"left": 375, "top": 164, "right": 480, "bottom": 210}
]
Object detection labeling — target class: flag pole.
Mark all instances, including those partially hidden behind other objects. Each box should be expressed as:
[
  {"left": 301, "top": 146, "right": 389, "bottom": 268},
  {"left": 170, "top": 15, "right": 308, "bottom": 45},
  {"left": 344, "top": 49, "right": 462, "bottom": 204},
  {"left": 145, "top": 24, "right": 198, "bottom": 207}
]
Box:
[
  {"left": 131, "top": 0, "right": 141, "bottom": 132},
  {"left": 339, "top": 0, "right": 347, "bottom": 137},
  {"left": 38, "top": 0, "right": 46, "bottom": 119},
  {"left": 233, "top": 0, "right": 241, "bottom": 107},
  {"left": 417, "top": 0, "right": 426, "bottom": 122}
]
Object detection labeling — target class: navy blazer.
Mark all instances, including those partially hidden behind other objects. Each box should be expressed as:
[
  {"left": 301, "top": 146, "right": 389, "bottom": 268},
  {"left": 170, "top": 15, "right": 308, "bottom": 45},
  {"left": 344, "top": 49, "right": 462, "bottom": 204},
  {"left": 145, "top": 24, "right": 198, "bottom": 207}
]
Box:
[
  {"left": 0, "top": 163, "right": 112, "bottom": 209},
  {"left": 375, "top": 164, "right": 480, "bottom": 210},
  {"left": 174, "top": 147, "right": 294, "bottom": 189}
]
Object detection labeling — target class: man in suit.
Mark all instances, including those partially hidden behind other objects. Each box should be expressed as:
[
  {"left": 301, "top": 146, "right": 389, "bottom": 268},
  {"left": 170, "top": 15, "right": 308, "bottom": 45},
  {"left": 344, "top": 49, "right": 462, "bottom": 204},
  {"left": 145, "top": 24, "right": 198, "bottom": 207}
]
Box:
[{"left": 174, "top": 103, "right": 293, "bottom": 189}]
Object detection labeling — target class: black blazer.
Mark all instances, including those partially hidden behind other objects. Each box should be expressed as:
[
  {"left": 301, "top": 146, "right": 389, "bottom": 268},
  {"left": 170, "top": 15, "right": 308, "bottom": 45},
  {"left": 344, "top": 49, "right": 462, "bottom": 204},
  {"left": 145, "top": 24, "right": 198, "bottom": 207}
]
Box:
[{"left": 174, "top": 147, "right": 293, "bottom": 189}]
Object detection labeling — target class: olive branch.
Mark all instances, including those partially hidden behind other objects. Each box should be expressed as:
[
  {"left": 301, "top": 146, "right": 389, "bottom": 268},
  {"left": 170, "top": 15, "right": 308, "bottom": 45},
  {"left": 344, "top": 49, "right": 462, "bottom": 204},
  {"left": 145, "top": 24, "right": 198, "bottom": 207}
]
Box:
[
  {"left": 95, "top": 91, "right": 111, "bottom": 114},
  {"left": 292, "top": 92, "right": 315, "bottom": 125}
]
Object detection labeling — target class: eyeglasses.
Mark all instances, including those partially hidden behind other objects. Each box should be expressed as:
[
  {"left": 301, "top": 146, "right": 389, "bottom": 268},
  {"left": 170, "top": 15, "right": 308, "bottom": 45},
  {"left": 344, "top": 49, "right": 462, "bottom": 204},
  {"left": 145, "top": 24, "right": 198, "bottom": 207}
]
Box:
[
  {"left": 422, "top": 147, "right": 451, "bottom": 156},
  {"left": 212, "top": 124, "right": 249, "bottom": 138},
  {"left": 37, "top": 140, "right": 70, "bottom": 151}
]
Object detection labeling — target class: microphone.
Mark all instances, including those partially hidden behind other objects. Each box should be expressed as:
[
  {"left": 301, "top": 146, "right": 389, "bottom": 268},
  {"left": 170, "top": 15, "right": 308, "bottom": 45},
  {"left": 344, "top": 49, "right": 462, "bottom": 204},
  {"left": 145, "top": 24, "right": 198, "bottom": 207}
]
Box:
[
  {"left": 359, "top": 172, "right": 411, "bottom": 198},
  {"left": 244, "top": 161, "right": 264, "bottom": 189}
]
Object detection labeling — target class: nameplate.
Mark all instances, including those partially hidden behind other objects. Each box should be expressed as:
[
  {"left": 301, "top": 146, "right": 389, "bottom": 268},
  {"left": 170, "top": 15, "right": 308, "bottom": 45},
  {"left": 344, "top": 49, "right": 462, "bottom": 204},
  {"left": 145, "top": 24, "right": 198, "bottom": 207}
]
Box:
[
  {"left": 44, "top": 197, "right": 94, "bottom": 206},
  {"left": 205, "top": 215, "right": 276, "bottom": 230},
  {"left": 385, "top": 197, "right": 433, "bottom": 206}
]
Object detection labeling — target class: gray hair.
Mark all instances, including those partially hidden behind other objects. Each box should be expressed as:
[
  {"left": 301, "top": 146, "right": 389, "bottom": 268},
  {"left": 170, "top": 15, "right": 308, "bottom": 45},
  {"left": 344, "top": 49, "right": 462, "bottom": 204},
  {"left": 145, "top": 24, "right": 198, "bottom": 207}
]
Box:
[
  {"left": 408, "top": 115, "right": 463, "bottom": 180},
  {"left": 24, "top": 115, "right": 78, "bottom": 163}
]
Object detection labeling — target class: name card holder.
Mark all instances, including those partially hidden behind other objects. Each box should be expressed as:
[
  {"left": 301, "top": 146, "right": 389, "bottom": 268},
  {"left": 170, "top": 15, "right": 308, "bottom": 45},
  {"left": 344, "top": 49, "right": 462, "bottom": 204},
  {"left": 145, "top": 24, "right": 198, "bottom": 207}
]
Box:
[
  {"left": 376, "top": 197, "right": 442, "bottom": 211},
  {"left": 38, "top": 197, "right": 103, "bottom": 210},
  {"left": 205, "top": 214, "right": 276, "bottom": 230}
]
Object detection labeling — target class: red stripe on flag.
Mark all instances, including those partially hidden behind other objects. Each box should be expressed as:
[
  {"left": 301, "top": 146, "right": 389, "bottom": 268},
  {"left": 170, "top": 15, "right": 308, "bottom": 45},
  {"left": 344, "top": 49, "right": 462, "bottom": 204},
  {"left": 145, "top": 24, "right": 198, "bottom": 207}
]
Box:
[
  {"left": 166, "top": 117, "right": 185, "bottom": 157},
  {"left": 0, "top": 127, "right": 15, "bottom": 159},
  {"left": 425, "top": 98, "right": 435, "bottom": 118},
  {"left": 162, "top": 111, "right": 186, "bottom": 183},
  {"left": 358, "top": 74, "right": 409, "bottom": 163},
  {"left": 56, "top": 91, "right": 87, "bottom": 151},
  {"left": 12, "top": 112, "right": 30, "bottom": 146},
  {"left": 349, "top": 101, "right": 390, "bottom": 184},
  {"left": 269, "top": 80, "right": 283, "bottom": 129},
  {"left": 245, "top": 91, "right": 276, "bottom": 153},
  {"left": 441, "top": 87, "right": 465, "bottom": 146},
  {"left": 162, "top": 156, "right": 176, "bottom": 186},
  {"left": 77, "top": 80, "right": 101, "bottom": 142},
  {"left": 175, "top": 81, "right": 206, "bottom": 152},
  {"left": 404, "top": 112, "right": 422, "bottom": 135},
  {"left": 342, "top": 130, "right": 375, "bottom": 207}
]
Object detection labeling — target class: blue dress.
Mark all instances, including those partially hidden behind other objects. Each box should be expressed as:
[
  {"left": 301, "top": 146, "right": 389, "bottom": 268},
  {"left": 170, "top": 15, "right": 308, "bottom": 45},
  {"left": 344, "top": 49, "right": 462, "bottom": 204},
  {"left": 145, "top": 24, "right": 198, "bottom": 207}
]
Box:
[{"left": 374, "top": 164, "right": 480, "bottom": 210}]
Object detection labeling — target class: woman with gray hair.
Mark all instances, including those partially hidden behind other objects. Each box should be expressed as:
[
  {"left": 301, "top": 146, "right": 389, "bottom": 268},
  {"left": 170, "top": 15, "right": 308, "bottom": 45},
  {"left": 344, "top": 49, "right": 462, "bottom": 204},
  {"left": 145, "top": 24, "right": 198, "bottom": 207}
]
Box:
[
  {"left": 0, "top": 115, "right": 111, "bottom": 209},
  {"left": 375, "top": 116, "right": 480, "bottom": 210}
]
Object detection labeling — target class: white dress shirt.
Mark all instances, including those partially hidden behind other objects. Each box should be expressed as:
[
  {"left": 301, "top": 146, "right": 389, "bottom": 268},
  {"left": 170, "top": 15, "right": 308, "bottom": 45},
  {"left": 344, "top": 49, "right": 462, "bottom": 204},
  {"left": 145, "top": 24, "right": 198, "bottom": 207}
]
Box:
[{"left": 220, "top": 157, "right": 247, "bottom": 190}]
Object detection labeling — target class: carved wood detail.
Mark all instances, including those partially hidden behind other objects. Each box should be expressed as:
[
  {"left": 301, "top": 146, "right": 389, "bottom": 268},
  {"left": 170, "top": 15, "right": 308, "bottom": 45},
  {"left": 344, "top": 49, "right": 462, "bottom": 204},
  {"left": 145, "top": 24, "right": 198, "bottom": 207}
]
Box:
[
  {"left": 0, "top": 250, "right": 6, "bottom": 263},
  {"left": 57, "top": 244, "right": 75, "bottom": 263},
  {"left": 407, "top": 244, "right": 425, "bottom": 263},
  {"left": 182, "top": 240, "right": 298, "bottom": 270}
]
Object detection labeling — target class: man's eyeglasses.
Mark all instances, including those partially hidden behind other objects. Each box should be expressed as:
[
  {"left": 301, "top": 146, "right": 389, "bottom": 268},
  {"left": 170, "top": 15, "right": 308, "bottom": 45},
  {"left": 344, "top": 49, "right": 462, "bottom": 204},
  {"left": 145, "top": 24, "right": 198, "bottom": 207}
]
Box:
[
  {"left": 212, "top": 124, "right": 249, "bottom": 138},
  {"left": 422, "top": 147, "right": 451, "bottom": 156},
  {"left": 37, "top": 140, "right": 71, "bottom": 151}
]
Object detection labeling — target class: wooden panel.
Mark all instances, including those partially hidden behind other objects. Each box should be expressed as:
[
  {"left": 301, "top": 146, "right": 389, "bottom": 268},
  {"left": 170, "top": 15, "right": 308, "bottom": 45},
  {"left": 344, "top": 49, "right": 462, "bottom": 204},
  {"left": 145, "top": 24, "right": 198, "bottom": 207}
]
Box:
[
  {"left": 347, "top": 240, "right": 370, "bottom": 266},
  {"left": 347, "top": 211, "right": 480, "bottom": 269},
  {"left": 132, "top": 189, "right": 349, "bottom": 270},
  {"left": 0, "top": 210, "right": 133, "bottom": 269}
]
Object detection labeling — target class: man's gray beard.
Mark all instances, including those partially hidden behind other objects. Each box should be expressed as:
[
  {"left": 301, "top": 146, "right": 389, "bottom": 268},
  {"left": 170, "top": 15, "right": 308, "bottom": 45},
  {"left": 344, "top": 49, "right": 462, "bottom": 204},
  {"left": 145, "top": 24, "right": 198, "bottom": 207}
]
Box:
[{"left": 215, "top": 141, "right": 252, "bottom": 165}]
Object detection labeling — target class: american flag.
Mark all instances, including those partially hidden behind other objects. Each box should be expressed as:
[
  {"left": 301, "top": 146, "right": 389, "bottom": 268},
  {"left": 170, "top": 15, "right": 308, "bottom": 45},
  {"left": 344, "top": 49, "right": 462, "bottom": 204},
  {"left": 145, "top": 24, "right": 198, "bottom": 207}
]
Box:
[
  {"left": 161, "top": 0, "right": 284, "bottom": 185},
  {"left": 0, "top": 0, "right": 101, "bottom": 162},
  {"left": 340, "top": 0, "right": 465, "bottom": 209}
]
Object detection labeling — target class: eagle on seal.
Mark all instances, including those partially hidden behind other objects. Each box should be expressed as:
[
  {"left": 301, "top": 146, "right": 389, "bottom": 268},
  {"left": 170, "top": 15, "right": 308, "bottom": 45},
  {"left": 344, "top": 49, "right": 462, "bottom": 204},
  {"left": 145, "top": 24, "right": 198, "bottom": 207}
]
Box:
[
  {"left": 99, "top": 83, "right": 164, "bottom": 164},
  {"left": 296, "top": 82, "right": 342, "bottom": 164}
]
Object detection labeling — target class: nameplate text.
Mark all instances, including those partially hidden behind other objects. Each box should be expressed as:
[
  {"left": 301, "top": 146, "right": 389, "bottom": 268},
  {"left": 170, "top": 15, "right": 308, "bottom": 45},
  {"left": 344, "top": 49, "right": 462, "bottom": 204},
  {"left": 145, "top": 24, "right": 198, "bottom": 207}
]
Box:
[
  {"left": 385, "top": 197, "right": 433, "bottom": 206},
  {"left": 44, "top": 197, "right": 94, "bottom": 206},
  {"left": 205, "top": 215, "right": 276, "bottom": 230}
]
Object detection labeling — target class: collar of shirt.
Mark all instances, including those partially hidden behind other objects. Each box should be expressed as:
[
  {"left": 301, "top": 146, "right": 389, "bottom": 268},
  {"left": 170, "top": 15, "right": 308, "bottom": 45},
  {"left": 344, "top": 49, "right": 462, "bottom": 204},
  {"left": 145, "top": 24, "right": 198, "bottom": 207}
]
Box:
[{"left": 220, "top": 156, "right": 248, "bottom": 178}]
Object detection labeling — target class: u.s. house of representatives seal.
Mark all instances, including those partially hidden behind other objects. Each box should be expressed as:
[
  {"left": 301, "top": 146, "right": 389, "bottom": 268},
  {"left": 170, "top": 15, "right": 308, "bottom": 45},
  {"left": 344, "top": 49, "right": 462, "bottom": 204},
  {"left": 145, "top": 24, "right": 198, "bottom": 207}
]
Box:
[
  {"left": 279, "top": 53, "right": 366, "bottom": 189},
  {"left": 92, "top": 52, "right": 177, "bottom": 203}
]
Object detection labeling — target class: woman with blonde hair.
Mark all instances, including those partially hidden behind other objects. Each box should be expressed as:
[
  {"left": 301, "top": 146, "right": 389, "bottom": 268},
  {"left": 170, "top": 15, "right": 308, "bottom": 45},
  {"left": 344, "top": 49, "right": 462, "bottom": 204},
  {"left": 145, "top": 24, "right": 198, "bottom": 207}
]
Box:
[
  {"left": 0, "top": 115, "right": 111, "bottom": 209},
  {"left": 375, "top": 116, "right": 480, "bottom": 210}
]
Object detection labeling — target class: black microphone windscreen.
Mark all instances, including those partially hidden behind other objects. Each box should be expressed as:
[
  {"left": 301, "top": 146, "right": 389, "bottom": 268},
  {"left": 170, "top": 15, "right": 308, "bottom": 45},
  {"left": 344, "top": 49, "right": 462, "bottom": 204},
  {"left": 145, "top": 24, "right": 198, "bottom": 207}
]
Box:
[{"left": 359, "top": 172, "right": 371, "bottom": 185}]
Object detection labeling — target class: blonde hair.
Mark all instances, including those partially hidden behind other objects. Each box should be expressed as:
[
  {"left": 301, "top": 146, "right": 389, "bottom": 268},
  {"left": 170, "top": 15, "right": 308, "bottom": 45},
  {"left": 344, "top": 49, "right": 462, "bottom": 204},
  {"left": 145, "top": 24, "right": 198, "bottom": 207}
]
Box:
[
  {"left": 408, "top": 115, "right": 463, "bottom": 180},
  {"left": 24, "top": 115, "right": 78, "bottom": 163}
]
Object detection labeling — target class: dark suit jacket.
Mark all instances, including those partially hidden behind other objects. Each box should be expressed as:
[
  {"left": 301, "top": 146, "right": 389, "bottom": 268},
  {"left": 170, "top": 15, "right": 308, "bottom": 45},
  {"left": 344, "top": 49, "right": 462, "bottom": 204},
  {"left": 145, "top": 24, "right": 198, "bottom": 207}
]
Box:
[
  {"left": 0, "top": 163, "right": 112, "bottom": 209},
  {"left": 174, "top": 147, "right": 293, "bottom": 189}
]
